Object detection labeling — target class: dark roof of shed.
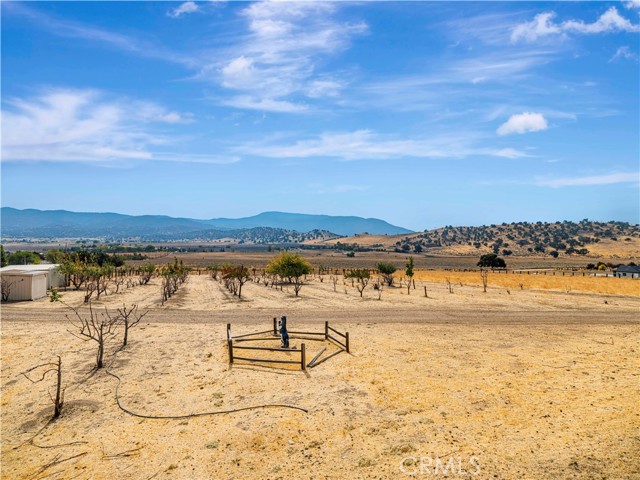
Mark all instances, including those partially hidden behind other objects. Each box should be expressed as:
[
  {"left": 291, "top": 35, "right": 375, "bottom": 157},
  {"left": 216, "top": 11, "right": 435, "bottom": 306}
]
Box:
[{"left": 615, "top": 265, "right": 640, "bottom": 273}]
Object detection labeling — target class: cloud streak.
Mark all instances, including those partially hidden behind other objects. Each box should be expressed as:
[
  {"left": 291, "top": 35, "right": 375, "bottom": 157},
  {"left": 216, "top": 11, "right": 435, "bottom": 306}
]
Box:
[
  {"left": 610, "top": 46, "right": 639, "bottom": 63},
  {"left": 536, "top": 172, "right": 639, "bottom": 188},
  {"left": 237, "top": 129, "right": 528, "bottom": 161},
  {"left": 4, "top": 2, "right": 195, "bottom": 67},
  {"left": 0, "top": 89, "right": 231, "bottom": 165}
]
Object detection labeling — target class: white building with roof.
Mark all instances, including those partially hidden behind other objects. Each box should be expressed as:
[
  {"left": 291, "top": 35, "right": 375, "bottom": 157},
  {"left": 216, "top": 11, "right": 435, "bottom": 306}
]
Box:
[
  {"left": 0, "top": 264, "right": 65, "bottom": 289},
  {"left": 0, "top": 269, "right": 48, "bottom": 301}
]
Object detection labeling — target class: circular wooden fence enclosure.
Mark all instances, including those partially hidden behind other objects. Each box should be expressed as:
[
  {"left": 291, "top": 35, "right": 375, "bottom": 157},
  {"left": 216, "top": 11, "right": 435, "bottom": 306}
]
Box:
[{"left": 226, "top": 319, "right": 350, "bottom": 370}]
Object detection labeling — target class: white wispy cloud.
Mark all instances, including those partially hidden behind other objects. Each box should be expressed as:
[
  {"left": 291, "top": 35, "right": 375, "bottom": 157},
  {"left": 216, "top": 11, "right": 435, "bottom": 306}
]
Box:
[
  {"left": 497, "top": 112, "right": 548, "bottom": 136},
  {"left": 536, "top": 172, "right": 639, "bottom": 188},
  {"left": 0, "top": 89, "right": 225, "bottom": 164},
  {"left": 4, "top": 2, "right": 195, "bottom": 67},
  {"left": 494, "top": 148, "right": 532, "bottom": 159},
  {"left": 511, "top": 7, "right": 640, "bottom": 43},
  {"left": 609, "top": 45, "right": 639, "bottom": 62},
  {"left": 236, "top": 129, "right": 528, "bottom": 161},
  {"left": 352, "top": 47, "right": 555, "bottom": 115},
  {"left": 200, "top": 1, "right": 367, "bottom": 112},
  {"left": 168, "top": 1, "right": 199, "bottom": 18},
  {"left": 625, "top": 0, "right": 640, "bottom": 9}
]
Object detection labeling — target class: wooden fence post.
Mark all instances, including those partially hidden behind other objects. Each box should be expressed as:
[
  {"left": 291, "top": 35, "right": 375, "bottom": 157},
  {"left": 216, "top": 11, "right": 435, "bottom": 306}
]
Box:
[
  {"left": 346, "top": 332, "right": 350, "bottom": 353},
  {"left": 301, "top": 343, "right": 306, "bottom": 371},
  {"left": 325, "top": 321, "right": 329, "bottom": 340},
  {"left": 227, "top": 323, "right": 234, "bottom": 364},
  {"left": 273, "top": 317, "right": 278, "bottom": 335}
]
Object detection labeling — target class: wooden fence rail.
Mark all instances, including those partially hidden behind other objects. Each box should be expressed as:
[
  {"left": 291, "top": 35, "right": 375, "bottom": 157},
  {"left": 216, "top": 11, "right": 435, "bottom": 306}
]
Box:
[
  {"left": 227, "top": 320, "right": 351, "bottom": 371},
  {"left": 227, "top": 324, "right": 306, "bottom": 370},
  {"left": 325, "top": 321, "right": 350, "bottom": 353}
]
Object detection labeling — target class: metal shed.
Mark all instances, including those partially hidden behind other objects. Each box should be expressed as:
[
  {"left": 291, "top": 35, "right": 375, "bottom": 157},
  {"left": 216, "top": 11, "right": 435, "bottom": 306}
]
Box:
[
  {"left": 0, "top": 264, "right": 65, "bottom": 289},
  {"left": 0, "top": 270, "right": 48, "bottom": 301}
]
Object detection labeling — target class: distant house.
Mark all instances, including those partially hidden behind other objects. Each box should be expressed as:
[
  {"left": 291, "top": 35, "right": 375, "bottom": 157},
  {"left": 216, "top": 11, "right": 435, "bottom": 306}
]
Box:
[{"left": 614, "top": 265, "right": 640, "bottom": 279}]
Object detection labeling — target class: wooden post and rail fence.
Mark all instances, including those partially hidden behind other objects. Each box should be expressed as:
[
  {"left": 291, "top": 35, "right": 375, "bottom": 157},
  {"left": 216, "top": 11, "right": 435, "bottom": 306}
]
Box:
[{"left": 227, "top": 320, "right": 350, "bottom": 370}]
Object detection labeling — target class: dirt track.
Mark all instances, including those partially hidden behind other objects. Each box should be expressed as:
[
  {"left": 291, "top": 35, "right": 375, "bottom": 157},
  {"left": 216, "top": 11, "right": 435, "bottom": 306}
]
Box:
[{"left": 2, "top": 305, "right": 639, "bottom": 326}]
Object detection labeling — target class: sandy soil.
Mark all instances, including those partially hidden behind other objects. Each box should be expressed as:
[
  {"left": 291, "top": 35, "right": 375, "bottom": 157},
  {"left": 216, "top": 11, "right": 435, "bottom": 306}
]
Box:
[{"left": 1, "top": 275, "right": 639, "bottom": 479}]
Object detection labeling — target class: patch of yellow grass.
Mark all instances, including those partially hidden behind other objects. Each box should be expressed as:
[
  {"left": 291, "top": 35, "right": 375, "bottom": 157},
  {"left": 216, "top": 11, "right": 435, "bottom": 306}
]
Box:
[{"left": 410, "top": 270, "right": 640, "bottom": 296}]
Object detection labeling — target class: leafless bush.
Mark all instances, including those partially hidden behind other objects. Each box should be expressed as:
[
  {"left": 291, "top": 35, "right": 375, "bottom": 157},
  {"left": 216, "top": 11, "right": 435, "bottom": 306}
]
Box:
[
  {"left": 66, "top": 303, "right": 119, "bottom": 369},
  {"left": 112, "top": 276, "right": 125, "bottom": 294},
  {"left": 373, "top": 280, "right": 383, "bottom": 300},
  {"left": 22, "top": 356, "right": 65, "bottom": 419},
  {"left": 330, "top": 275, "right": 338, "bottom": 292},
  {"left": 345, "top": 269, "right": 370, "bottom": 297},
  {"left": 116, "top": 304, "right": 148, "bottom": 347},
  {"left": 445, "top": 277, "right": 453, "bottom": 294},
  {"left": 1, "top": 277, "right": 15, "bottom": 302},
  {"left": 480, "top": 269, "right": 489, "bottom": 293}
]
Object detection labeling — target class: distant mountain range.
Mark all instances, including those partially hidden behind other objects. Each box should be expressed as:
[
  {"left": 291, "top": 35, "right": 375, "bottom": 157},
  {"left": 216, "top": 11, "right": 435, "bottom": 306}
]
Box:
[{"left": 0, "top": 208, "right": 412, "bottom": 239}]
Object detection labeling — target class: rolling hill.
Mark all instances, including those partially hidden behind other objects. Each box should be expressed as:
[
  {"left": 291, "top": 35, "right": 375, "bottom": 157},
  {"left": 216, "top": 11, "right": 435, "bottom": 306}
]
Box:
[
  {"left": 322, "top": 220, "right": 640, "bottom": 259},
  {"left": 0, "top": 207, "right": 412, "bottom": 239}
]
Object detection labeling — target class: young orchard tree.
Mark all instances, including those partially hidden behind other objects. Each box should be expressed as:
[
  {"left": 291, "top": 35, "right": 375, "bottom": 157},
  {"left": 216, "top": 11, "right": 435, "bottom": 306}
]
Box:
[
  {"left": 330, "top": 275, "right": 339, "bottom": 292},
  {"left": 57, "top": 261, "right": 86, "bottom": 290},
  {"left": 117, "top": 304, "right": 148, "bottom": 347},
  {"left": 138, "top": 263, "right": 155, "bottom": 285},
  {"left": 160, "top": 259, "right": 190, "bottom": 305},
  {"left": 405, "top": 257, "right": 415, "bottom": 295},
  {"left": 207, "top": 264, "right": 221, "bottom": 281},
  {"left": 22, "top": 356, "right": 65, "bottom": 419},
  {"left": 220, "top": 264, "right": 250, "bottom": 298},
  {"left": 345, "top": 269, "right": 371, "bottom": 297},
  {"left": 232, "top": 265, "right": 251, "bottom": 299},
  {"left": 265, "top": 252, "right": 313, "bottom": 297},
  {"left": 480, "top": 269, "right": 489, "bottom": 293},
  {"left": 373, "top": 280, "right": 384, "bottom": 300},
  {"left": 1, "top": 277, "right": 15, "bottom": 302},
  {"left": 376, "top": 262, "right": 397, "bottom": 287},
  {"left": 66, "top": 303, "right": 119, "bottom": 369}
]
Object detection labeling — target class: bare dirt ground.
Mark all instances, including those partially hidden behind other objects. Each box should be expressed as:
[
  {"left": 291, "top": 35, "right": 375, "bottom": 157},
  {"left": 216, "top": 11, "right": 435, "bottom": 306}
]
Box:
[{"left": 1, "top": 274, "right": 639, "bottom": 479}]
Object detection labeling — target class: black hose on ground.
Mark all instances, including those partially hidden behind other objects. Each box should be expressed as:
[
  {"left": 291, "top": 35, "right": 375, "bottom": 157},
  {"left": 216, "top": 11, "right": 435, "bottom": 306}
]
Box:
[{"left": 105, "top": 349, "right": 308, "bottom": 419}]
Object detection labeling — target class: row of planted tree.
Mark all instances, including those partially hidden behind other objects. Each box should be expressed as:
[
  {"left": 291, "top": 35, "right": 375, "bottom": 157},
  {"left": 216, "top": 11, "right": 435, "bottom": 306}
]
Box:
[
  {"left": 55, "top": 251, "right": 189, "bottom": 305},
  {"left": 203, "top": 252, "right": 417, "bottom": 300},
  {"left": 53, "top": 251, "right": 497, "bottom": 306}
]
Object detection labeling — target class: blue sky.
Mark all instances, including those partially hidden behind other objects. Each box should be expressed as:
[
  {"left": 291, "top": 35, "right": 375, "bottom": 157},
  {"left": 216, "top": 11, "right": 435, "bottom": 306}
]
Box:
[{"left": 1, "top": 1, "right": 639, "bottom": 231}]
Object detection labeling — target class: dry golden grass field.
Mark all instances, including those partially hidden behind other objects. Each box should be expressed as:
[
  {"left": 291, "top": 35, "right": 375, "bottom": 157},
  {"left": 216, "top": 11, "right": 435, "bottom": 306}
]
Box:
[{"left": 2, "top": 267, "right": 639, "bottom": 479}]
